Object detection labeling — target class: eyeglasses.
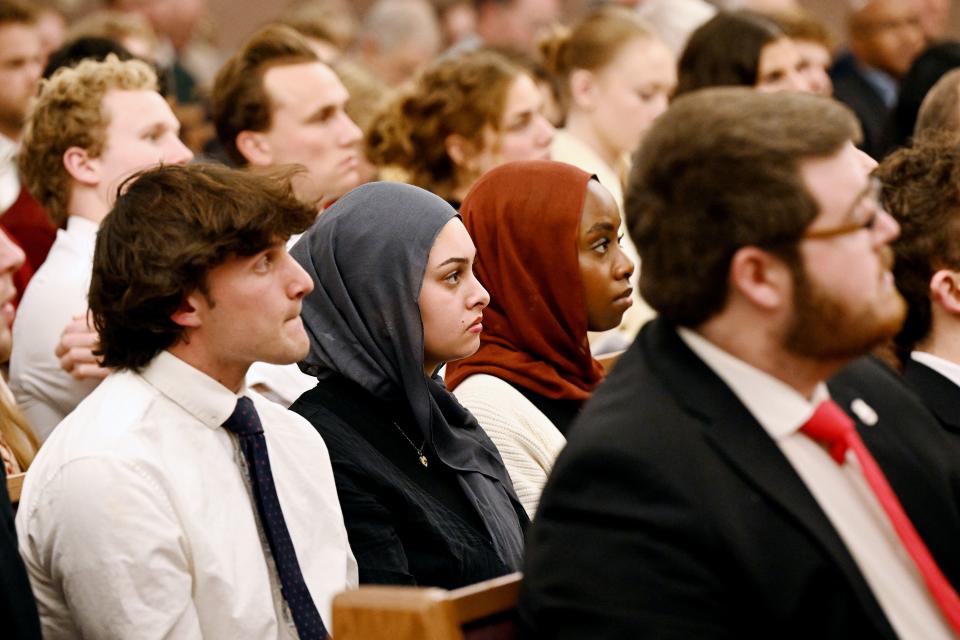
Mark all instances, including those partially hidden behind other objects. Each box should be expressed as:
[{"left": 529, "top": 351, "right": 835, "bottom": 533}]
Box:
[{"left": 801, "top": 177, "right": 884, "bottom": 241}]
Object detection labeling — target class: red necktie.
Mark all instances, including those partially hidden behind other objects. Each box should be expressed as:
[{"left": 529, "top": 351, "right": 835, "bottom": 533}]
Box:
[{"left": 801, "top": 399, "right": 960, "bottom": 634}]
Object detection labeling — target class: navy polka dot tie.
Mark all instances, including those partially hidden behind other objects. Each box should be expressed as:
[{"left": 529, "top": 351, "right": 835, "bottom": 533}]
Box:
[{"left": 223, "top": 396, "right": 328, "bottom": 639}]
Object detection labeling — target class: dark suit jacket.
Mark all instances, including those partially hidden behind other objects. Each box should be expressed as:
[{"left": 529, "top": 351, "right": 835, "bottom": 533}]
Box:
[
  {"left": 518, "top": 319, "right": 960, "bottom": 639},
  {"left": 0, "top": 465, "right": 41, "bottom": 639},
  {"left": 902, "top": 358, "right": 960, "bottom": 439},
  {"left": 830, "top": 53, "right": 892, "bottom": 160}
]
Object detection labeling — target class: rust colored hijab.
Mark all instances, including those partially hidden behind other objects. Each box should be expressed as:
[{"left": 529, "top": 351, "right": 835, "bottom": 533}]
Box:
[{"left": 445, "top": 160, "right": 604, "bottom": 400}]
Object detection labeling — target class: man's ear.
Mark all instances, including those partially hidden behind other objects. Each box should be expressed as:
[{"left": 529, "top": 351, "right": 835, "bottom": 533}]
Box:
[
  {"left": 62, "top": 146, "right": 99, "bottom": 187},
  {"left": 728, "top": 246, "right": 792, "bottom": 311},
  {"left": 235, "top": 130, "right": 273, "bottom": 167},
  {"left": 170, "top": 292, "right": 204, "bottom": 329},
  {"left": 930, "top": 269, "right": 960, "bottom": 316}
]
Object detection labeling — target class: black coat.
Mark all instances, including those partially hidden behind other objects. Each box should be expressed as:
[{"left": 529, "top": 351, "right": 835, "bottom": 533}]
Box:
[
  {"left": 0, "top": 464, "right": 41, "bottom": 640},
  {"left": 903, "top": 358, "right": 960, "bottom": 439},
  {"left": 291, "top": 374, "right": 527, "bottom": 589},
  {"left": 830, "top": 52, "right": 892, "bottom": 160},
  {"left": 518, "top": 319, "right": 960, "bottom": 639}
]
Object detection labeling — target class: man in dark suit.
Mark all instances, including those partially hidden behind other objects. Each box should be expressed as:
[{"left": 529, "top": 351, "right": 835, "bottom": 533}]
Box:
[
  {"left": 830, "top": 0, "right": 924, "bottom": 158},
  {"left": 518, "top": 88, "right": 960, "bottom": 639},
  {"left": 876, "top": 135, "right": 960, "bottom": 438}
]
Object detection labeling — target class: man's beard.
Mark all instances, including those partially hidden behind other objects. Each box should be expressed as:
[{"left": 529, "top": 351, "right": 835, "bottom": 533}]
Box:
[{"left": 783, "top": 247, "right": 906, "bottom": 361}]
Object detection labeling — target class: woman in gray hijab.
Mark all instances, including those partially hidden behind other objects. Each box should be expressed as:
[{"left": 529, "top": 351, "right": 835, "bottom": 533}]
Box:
[{"left": 289, "top": 182, "right": 527, "bottom": 588}]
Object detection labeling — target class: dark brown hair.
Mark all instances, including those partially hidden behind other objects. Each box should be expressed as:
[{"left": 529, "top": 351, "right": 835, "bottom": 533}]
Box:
[
  {"left": 625, "top": 87, "right": 860, "bottom": 327},
  {"left": 211, "top": 24, "right": 318, "bottom": 165},
  {"left": 676, "top": 11, "right": 784, "bottom": 96},
  {"left": 0, "top": 0, "right": 36, "bottom": 26},
  {"left": 916, "top": 67, "right": 960, "bottom": 138},
  {"left": 90, "top": 163, "right": 317, "bottom": 371},
  {"left": 875, "top": 133, "right": 960, "bottom": 359}
]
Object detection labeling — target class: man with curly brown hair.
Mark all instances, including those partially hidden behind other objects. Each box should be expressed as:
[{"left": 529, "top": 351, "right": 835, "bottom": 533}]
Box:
[
  {"left": 10, "top": 55, "right": 192, "bottom": 440},
  {"left": 876, "top": 134, "right": 960, "bottom": 437}
]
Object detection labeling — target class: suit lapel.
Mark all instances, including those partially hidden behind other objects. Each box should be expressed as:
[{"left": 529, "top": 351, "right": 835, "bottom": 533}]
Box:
[
  {"left": 903, "top": 359, "right": 960, "bottom": 434},
  {"left": 640, "top": 319, "right": 893, "bottom": 630}
]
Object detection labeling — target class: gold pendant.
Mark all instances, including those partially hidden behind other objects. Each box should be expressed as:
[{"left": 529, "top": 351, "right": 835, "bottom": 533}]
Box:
[{"left": 419, "top": 455, "right": 428, "bottom": 467}]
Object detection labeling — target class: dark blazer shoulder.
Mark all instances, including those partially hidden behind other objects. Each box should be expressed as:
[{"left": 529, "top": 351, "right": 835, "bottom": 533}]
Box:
[
  {"left": 903, "top": 357, "right": 960, "bottom": 434},
  {"left": 521, "top": 320, "right": 899, "bottom": 640},
  {"left": 828, "top": 53, "right": 888, "bottom": 158}
]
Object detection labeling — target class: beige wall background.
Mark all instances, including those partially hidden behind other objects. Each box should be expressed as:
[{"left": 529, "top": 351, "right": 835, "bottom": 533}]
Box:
[
  {"left": 203, "top": 0, "right": 960, "bottom": 53},
  {"left": 802, "top": 0, "right": 960, "bottom": 44}
]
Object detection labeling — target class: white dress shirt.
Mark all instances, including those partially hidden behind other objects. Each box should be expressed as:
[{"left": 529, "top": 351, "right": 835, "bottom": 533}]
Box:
[
  {"left": 246, "top": 362, "right": 316, "bottom": 407},
  {"left": 17, "top": 350, "right": 358, "bottom": 639},
  {"left": 679, "top": 328, "right": 954, "bottom": 639},
  {"left": 244, "top": 232, "right": 317, "bottom": 407},
  {"left": 9, "top": 216, "right": 99, "bottom": 439}
]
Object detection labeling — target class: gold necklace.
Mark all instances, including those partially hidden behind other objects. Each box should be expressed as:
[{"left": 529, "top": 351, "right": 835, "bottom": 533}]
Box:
[{"left": 392, "top": 422, "right": 428, "bottom": 467}]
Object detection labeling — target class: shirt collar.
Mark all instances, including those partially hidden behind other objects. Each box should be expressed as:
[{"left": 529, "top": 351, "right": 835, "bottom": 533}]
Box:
[
  {"left": 66, "top": 215, "right": 100, "bottom": 236},
  {"left": 140, "top": 351, "right": 247, "bottom": 430},
  {"left": 0, "top": 133, "right": 15, "bottom": 159},
  {"left": 677, "top": 326, "right": 829, "bottom": 440},
  {"left": 857, "top": 62, "right": 898, "bottom": 108},
  {"left": 911, "top": 351, "right": 960, "bottom": 389}
]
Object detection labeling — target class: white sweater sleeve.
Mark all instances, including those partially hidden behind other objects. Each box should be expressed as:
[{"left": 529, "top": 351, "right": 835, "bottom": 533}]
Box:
[{"left": 453, "top": 374, "right": 566, "bottom": 517}]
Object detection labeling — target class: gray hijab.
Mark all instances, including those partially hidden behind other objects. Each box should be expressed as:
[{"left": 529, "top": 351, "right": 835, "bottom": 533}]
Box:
[{"left": 291, "top": 182, "right": 525, "bottom": 568}]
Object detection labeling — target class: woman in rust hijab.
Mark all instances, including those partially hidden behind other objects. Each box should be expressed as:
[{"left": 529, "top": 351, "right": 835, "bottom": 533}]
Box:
[{"left": 445, "top": 160, "right": 634, "bottom": 516}]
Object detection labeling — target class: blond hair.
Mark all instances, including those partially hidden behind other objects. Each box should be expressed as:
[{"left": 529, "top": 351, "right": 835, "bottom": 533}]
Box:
[
  {"left": 366, "top": 49, "right": 522, "bottom": 201},
  {"left": 539, "top": 6, "right": 658, "bottom": 112},
  {"left": 18, "top": 55, "right": 158, "bottom": 226},
  {"left": 0, "top": 392, "right": 38, "bottom": 471},
  {"left": 332, "top": 57, "right": 393, "bottom": 132},
  {"left": 68, "top": 10, "right": 158, "bottom": 53}
]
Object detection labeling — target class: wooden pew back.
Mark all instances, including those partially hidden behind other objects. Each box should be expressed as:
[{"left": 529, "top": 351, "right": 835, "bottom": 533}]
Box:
[{"left": 332, "top": 572, "right": 521, "bottom": 640}]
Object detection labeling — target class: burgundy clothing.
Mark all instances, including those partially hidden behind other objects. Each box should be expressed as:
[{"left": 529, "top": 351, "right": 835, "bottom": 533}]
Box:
[{"left": 0, "top": 187, "right": 55, "bottom": 302}]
